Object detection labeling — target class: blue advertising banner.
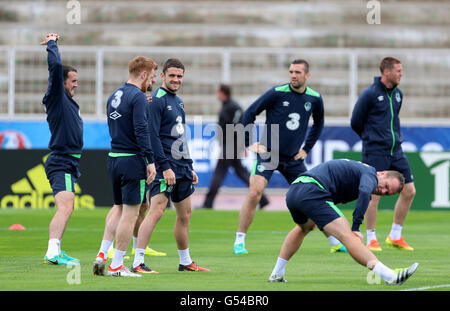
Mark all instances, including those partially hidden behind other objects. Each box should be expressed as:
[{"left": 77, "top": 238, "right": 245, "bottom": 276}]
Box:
[{"left": 1, "top": 121, "right": 450, "bottom": 188}]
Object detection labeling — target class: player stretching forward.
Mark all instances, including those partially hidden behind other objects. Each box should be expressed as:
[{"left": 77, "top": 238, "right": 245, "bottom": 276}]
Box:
[
  {"left": 93, "top": 56, "right": 157, "bottom": 277},
  {"left": 41, "top": 33, "right": 83, "bottom": 265},
  {"left": 268, "top": 159, "right": 418, "bottom": 285},
  {"left": 234, "top": 59, "right": 324, "bottom": 254},
  {"left": 131, "top": 58, "right": 209, "bottom": 273}
]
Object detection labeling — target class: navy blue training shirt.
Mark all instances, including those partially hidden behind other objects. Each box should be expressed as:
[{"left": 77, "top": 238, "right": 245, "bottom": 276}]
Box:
[
  {"left": 106, "top": 83, "right": 154, "bottom": 164},
  {"left": 242, "top": 83, "right": 324, "bottom": 159},
  {"left": 351, "top": 76, "right": 404, "bottom": 156},
  {"left": 148, "top": 87, "right": 193, "bottom": 172},
  {"left": 299, "top": 159, "right": 378, "bottom": 231},
  {"left": 42, "top": 40, "right": 83, "bottom": 155}
]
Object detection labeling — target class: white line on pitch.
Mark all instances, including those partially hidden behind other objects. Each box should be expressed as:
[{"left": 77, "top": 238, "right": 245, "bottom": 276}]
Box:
[{"left": 398, "top": 284, "right": 450, "bottom": 291}]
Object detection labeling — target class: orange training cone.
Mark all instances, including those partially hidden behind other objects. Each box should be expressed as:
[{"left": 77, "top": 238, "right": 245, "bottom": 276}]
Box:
[{"left": 9, "top": 224, "right": 26, "bottom": 230}]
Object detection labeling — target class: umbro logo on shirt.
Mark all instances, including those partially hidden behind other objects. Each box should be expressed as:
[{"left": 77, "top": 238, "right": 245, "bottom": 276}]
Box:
[
  {"left": 109, "top": 111, "right": 122, "bottom": 120},
  {"left": 378, "top": 96, "right": 384, "bottom": 101}
]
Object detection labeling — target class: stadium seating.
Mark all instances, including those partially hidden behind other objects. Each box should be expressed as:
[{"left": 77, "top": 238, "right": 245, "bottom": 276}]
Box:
[{"left": 0, "top": 0, "right": 449, "bottom": 118}]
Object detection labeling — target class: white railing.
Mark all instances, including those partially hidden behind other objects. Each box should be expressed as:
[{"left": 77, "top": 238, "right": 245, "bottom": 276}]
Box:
[{"left": 1, "top": 46, "right": 449, "bottom": 123}]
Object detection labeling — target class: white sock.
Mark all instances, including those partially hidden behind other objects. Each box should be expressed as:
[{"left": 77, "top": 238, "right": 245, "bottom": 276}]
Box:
[
  {"left": 271, "top": 257, "right": 288, "bottom": 277},
  {"left": 366, "top": 229, "right": 377, "bottom": 244},
  {"left": 372, "top": 262, "right": 395, "bottom": 282},
  {"left": 133, "top": 248, "right": 146, "bottom": 268},
  {"left": 178, "top": 248, "right": 192, "bottom": 266},
  {"left": 108, "top": 241, "right": 114, "bottom": 252},
  {"left": 99, "top": 240, "right": 112, "bottom": 258},
  {"left": 110, "top": 249, "right": 126, "bottom": 270},
  {"left": 235, "top": 232, "right": 246, "bottom": 245},
  {"left": 133, "top": 236, "right": 138, "bottom": 250},
  {"left": 389, "top": 223, "right": 402, "bottom": 240},
  {"left": 45, "top": 239, "right": 60, "bottom": 258},
  {"left": 327, "top": 235, "right": 341, "bottom": 246}
]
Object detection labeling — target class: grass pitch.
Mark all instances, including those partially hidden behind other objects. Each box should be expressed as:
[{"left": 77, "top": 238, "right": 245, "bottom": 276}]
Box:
[{"left": 0, "top": 208, "right": 449, "bottom": 291}]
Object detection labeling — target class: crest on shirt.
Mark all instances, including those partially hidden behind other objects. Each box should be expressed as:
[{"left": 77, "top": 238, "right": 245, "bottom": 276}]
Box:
[
  {"left": 395, "top": 92, "right": 401, "bottom": 103},
  {"left": 109, "top": 111, "right": 122, "bottom": 120},
  {"left": 378, "top": 95, "right": 384, "bottom": 101},
  {"left": 282, "top": 101, "right": 290, "bottom": 107},
  {"left": 304, "top": 102, "right": 312, "bottom": 112}
]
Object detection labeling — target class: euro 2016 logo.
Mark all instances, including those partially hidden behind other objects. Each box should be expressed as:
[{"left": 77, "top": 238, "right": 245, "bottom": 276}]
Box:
[{"left": 66, "top": 0, "right": 81, "bottom": 25}]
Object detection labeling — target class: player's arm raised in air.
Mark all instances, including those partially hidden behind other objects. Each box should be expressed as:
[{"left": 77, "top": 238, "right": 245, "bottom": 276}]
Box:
[{"left": 41, "top": 33, "right": 63, "bottom": 102}]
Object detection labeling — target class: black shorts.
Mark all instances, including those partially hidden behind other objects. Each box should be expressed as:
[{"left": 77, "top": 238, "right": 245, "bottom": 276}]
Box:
[
  {"left": 286, "top": 177, "right": 344, "bottom": 230},
  {"left": 362, "top": 152, "right": 413, "bottom": 183},
  {"left": 251, "top": 154, "right": 307, "bottom": 184},
  {"left": 44, "top": 153, "right": 81, "bottom": 196},
  {"left": 150, "top": 165, "right": 195, "bottom": 203},
  {"left": 107, "top": 155, "right": 147, "bottom": 205}
]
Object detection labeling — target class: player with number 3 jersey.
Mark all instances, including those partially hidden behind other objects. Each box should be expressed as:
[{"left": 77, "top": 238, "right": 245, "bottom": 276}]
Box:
[{"left": 233, "top": 59, "right": 324, "bottom": 255}]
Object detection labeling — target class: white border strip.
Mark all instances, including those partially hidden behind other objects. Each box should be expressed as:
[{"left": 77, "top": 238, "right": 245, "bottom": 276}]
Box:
[{"left": 398, "top": 284, "right": 450, "bottom": 291}]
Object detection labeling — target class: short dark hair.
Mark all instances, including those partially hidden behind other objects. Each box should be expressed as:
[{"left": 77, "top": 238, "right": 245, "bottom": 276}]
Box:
[
  {"left": 291, "top": 59, "right": 309, "bottom": 73},
  {"left": 386, "top": 170, "right": 405, "bottom": 193},
  {"left": 380, "top": 57, "right": 401, "bottom": 74},
  {"left": 63, "top": 65, "right": 77, "bottom": 81},
  {"left": 218, "top": 83, "right": 232, "bottom": 98},
  {"left": 162, "top": 58, "right": 185, "bottom": 73}
]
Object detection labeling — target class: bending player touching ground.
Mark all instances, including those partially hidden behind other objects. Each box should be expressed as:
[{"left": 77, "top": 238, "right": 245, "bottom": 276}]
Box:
[
  {"left": 268, "top": 159, "right": 418, "bottom": 285},
  {"left": 93, "top": 56, "right": 157, "bottom": 277},
  {"left": 41, "top": 33, "right": 83, "bottom": 266},
  {"left": 131, "top": 58, "right": 209, "bottom": 273},
  {"left": 233, "top": 59, "right": 324, "bottom": 255}
]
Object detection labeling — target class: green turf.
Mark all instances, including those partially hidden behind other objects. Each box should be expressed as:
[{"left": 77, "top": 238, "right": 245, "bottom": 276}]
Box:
[{"left": 0, "top": 208, "right": 449, "bottom": 291}]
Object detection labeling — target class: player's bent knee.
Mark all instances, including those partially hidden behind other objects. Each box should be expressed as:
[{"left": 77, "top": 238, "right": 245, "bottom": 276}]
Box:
[
  {"left": 247, "top": 189, "right": 263, "bottom": 203},
  {"left": 297, "top": 219, "right": 314, "bottom": 234}
]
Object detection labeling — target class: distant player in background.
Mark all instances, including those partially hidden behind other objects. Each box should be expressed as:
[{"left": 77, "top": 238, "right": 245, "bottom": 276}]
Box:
[
  {"left": 351, "top": 57, "right": 416, "bottom": 252},
  {"left": 131, "top": 58, "right": 209, "bottom": 273},
  {"left": 198, "top": 84, "right": 269, "bottom": 210},
  {"left": 233, "top": 59, "right": 324, "bottom": 255},
  {"left": 268, "top": 159, "right": 418, "bottom": 285},
  {"left": 93, "top": 56, "right": 157, "bottom": 277},
  {"left": 41, "top": 33, "right": 83, "bottom": 266}
]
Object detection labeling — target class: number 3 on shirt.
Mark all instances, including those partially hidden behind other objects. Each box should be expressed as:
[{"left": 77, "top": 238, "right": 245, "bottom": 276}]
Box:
[
  {"left": 111, "top": 90, "right": 123, "bottom": 109},
  {"left": 286, "top": 113, "right": 300, "bottom": 130}
]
